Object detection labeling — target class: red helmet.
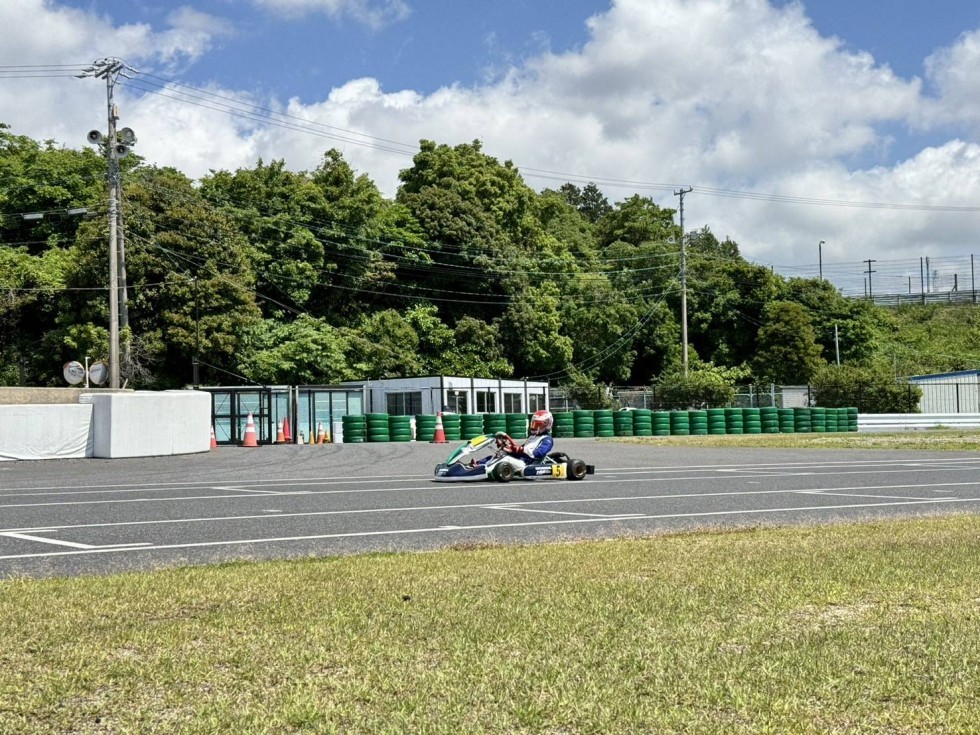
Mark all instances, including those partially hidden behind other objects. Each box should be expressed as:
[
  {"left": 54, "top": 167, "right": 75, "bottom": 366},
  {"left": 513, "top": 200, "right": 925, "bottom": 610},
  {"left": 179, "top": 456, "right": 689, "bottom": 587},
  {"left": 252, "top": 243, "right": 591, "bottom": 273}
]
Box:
[{"left": 529, "top": 409, "right": 553, "bottom": 435}]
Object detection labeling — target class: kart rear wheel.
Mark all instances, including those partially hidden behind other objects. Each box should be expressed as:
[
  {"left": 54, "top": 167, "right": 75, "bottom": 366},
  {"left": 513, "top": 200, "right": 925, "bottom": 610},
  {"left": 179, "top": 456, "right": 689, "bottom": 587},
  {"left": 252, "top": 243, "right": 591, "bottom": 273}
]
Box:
[
  {"left": 494, "top": 463, "right": 515, "bottom": 482},
  {"left": 569, "top": 458, "right": 588, "bottom": 481}
]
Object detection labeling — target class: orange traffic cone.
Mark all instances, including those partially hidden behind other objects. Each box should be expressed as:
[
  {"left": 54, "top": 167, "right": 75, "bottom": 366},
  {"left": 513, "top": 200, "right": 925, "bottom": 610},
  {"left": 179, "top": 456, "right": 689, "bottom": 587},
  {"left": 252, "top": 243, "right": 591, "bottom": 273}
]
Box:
[
  {"left": 282, "top": 416, "right": 292, "bottom": 443},
  {"left": 316, "top": 422, "right": 326, "bottom": 444},
  {"left": 275, "top": 419, "right": 285, "bottom": 444},
  {"left": 432, "top": 411, "right": 447, "bottom": 443},
  {"left": 242, "top": 412, "right": 259, "bottom": 447},
  {"left": 309, "top": 427, "right": 316, "bottom": 445},
  {"left": 210, "top": 425, "right": 218, "bottom": 449}
]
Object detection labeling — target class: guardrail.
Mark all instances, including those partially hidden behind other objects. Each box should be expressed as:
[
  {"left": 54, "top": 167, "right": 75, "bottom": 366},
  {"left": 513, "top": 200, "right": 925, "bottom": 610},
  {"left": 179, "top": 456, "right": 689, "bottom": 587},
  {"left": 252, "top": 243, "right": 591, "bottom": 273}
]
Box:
[{"left": 857, "top": 413, "right": 980, "bottom": 432}]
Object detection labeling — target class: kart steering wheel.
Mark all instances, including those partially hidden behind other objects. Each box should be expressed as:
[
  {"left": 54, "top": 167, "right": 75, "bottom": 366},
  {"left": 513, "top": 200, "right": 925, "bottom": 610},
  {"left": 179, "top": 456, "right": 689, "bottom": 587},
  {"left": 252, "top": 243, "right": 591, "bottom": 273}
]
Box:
[{"left": 494, "top": 432, "right": 520, "bottom": 454}]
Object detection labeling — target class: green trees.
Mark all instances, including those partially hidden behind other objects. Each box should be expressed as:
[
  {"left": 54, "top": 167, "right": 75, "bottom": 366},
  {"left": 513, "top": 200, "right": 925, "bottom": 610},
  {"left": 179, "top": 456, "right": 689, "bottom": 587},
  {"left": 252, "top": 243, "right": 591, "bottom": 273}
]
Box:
[
  {"left": 752, "top": 301, "right": 826, "bottom": 384},
  {"left": 0, "top": 124, "right": 954, "bottom": 398}
]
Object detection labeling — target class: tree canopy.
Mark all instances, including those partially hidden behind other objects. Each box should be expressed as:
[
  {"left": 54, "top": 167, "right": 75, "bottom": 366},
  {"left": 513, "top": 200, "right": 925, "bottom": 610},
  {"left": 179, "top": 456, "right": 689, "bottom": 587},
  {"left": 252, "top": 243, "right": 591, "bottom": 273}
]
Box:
[{"left": 0, "top": 123, "right": 953, "bottom": 397}]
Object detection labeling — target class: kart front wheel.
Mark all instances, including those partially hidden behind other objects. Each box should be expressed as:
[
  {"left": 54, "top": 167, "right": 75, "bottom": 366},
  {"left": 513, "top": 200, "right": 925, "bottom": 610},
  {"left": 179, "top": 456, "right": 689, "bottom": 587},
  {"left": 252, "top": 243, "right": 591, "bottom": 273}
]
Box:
[
  {"left": 569, "top": 459, "right": 588, "bottom": 480},
  {"left": 494, "top": 463, "right": 515, "bottom": 482}
]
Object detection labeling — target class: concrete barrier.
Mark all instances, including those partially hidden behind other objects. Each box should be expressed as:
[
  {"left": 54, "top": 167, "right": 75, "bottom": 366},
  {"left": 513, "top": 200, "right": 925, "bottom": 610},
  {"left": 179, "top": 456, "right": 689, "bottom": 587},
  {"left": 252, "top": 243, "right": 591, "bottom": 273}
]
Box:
[
  {"left": 0, "top": 404, "right": 94, "bottom": 460},
  {"left": 858, "top": 413, "right": 980, "bottom": 432},
  {"left": 1, "top": 390, "right": 210, "bottom": 461}
]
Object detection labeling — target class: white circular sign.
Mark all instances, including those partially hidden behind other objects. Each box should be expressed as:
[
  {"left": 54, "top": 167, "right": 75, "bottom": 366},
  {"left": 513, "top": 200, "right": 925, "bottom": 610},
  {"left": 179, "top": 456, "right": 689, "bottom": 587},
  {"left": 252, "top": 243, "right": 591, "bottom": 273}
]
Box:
[
  {"left": 63, "top": 361, "right": 85, "bottom": 385},
  {"left": 88, "top": 361, "right": 108, "bottom": 385}
]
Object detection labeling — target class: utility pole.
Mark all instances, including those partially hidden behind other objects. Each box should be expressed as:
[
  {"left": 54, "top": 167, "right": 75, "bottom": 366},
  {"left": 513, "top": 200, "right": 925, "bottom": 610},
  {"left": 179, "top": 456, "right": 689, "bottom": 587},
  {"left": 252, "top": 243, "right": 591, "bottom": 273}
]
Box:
[
  {"left": 864, "top": 259, "right": 877, "bottom": 301},
  {"left": 834, "top": 324, "right": 840, "bottom": 366},
  {"left": 674, "top": 186, "right": 693, "bottom": 376},
  {"left": 818, "top": 240, "right": 824, "bottom": 280},
  {"left": 78, "top": 58, "right": 137, "bottom": 389}
]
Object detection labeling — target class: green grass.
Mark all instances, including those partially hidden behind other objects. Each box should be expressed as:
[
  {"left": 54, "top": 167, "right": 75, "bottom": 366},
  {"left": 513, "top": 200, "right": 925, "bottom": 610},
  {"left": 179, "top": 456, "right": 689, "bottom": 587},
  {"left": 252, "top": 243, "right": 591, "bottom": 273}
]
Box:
[
  {"left": 2, "top": 517, "right": 980, "bottom": 733},
  {"left": 611, "top": 429, "right": 980, "bottom": 451}
]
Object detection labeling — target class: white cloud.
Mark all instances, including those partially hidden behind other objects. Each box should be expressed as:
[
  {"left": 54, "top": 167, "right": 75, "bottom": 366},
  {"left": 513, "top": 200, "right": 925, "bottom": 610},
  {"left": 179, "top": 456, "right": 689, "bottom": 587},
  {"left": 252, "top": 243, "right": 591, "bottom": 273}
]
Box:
[
  {"left": 249, "top": 0, "right": 410, "bottom": 29},
  {"left": 3, "top": 0, "right": 980, "bottom": 277},
  {"left": 924, "top": 29, "right": 980, "bottom": 129}
]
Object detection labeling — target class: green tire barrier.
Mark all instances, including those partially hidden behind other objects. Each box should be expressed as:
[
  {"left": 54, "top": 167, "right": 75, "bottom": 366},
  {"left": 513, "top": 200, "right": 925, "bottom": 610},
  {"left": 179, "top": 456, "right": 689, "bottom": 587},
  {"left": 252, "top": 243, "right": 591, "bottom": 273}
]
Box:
[
  {"left": 573, "top": 410, "right": 595, "bottom": 438},
  {"left": 366, "top": 413, "right": 390, "bottom": 442},
  {"left": 793, "top": 407, "right": 812, "bottom": 433},
  {"left": 632, "top": 408, "right": 653, "bottom": 437},
  {"left": 688, "top": 410, "right": 708, "bottom": 436},
  {"left": 777, "top": 408, "right": 795, "bottom": 433},
  {"left": 742, "top": 407, "right": 762, "bottom": 435},
  {"left": 505, "top": 413, "right": 527, "bottom": 439},
  {"left": 810, "top": 406, "right": 827, "bottom": 433},
  {"left": 593, "top": 409, "right": 615, "bottom": 438},
  {"left": 483, "top": 413, "right": 507, "bottom": 435},
  {"left": 388, "top": 415, "right": 413, "bottom": 442},
  {"left": 441, "top": 413, "right": 462, "bottom": 441},
  {"left": 760, "top": 407, "right": 780, "bottom": 434},
  {"left": 706, "top": 408, "right": 727, "bottom": 435},
  {"left": 847, "top": 406, "right": 858, "bottom": 431},
  {"left": 460, "top": 414, "right": 485, "bottom": 440},
  {"left": 824, "top": 409, "right": 838, "bottom": 433},
  {"left": 613, "top": 411, "right": 634, "bottom": 437},
  {"left": 669, "top": 410, "right": 690, "bottom": 436},
  {"left": 552, "top": 411, "right": 575, "bottom": 438},
  {"left": 341, "top": 414, "right": 366, "bottom": 443},
  {"left": 725, "top": 407, "right": 744, "bottom": 435},
  {"left": 415, "top": 414, "right": 436, "bottom": 442},
  {"left": 651, "top": 411, "right": 671, "bottom": 436}
]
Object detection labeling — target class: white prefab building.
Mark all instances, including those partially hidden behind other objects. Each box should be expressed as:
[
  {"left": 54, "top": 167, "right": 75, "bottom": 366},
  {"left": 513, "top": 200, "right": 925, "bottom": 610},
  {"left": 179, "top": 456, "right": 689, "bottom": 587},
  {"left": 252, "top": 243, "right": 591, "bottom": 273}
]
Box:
[
  {"left": 345, "top": 376, "right": 550, "bottom": 416},
  {"left": 907, "top": 370, "right": 980, "bottom": 413}
]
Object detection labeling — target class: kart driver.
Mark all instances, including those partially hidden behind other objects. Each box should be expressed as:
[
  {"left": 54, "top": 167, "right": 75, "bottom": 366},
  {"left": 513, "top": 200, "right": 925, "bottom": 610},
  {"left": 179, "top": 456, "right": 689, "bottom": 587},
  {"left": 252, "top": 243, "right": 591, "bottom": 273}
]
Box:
[
  {"left": 513, "top": 409, "right": 554, "bottom": 461},
  {"left": 469, "top": 409, "right": 555, "bottom": 467}
]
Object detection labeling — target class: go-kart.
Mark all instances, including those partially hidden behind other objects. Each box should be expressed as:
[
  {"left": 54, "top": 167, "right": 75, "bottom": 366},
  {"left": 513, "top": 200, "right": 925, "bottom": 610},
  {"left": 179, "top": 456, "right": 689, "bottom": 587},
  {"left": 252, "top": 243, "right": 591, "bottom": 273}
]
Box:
[{"left": 433, "top": 433, "right": 595, "bottom": 483}]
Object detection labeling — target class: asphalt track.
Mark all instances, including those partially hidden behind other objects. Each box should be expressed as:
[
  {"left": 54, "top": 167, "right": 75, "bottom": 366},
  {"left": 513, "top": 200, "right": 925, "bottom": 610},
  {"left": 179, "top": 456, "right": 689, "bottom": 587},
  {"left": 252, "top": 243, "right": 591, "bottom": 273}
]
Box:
[{"left": 2, "top": 438, "right": 979, "bottom": 579}]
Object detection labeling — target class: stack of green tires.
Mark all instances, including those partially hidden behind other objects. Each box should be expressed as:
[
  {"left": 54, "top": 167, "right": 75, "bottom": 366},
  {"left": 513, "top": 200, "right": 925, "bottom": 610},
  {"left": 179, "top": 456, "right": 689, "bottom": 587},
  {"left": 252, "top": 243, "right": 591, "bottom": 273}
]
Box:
[
  {"left": 793, "top": 407, "right": 812, "bottom": 433},
  {"left": 725, "top": 407, "right": 744, "bottom": 435},
  {"left": 415, "top": 414, "right": 437, "bottom": 442},
  {"left": 706, "top": 408, "right": 726, "bottom": 435},
  {"left": 824, "top": 408, "right": 839, "bottom": 433},
  {"left": 688, "top": 410, "right": 708, "bottom": 435},
  {"left": 342, "top": 414, "right": 366, "bottom": 443},
  {"left": 505, "top": 413, "right": 527, "bottom": 439},
  {"left": 552, "top": 411, "right": 574, "bottom": 438},
  {"left": 760, "top": 407, "right": 780, "bottom": 434},
  {"left": 810, "top": 406, "right": 827, "bottom": 433},
  {"left": 613, "top": 411, "right": 634, "bottom": 437},
  {"left": 441, "top": 413, "right": 462, "bottom": 441},
  {"left": 669, "top": 410, "right": 690, "bottom": 436},
  {"left": 460, "top": 414, "right": 484, "bottom": 440},
  {"left": 652, "top": 411, "right": 671, "bottom": 436},
  {"left": 846, "top": 407, "right": 858, "bottom": 432},
  {"left": 777, "top": 408, "right": 795, "bottom": 433},
  {"left": 366, "top": 413, "right": 390, "bottom": 442},
  {"left": 742, "top": 408, "right": 762, "bottom": 434},
  {"left": 388, "top": 415, "right": 413, "bottom": 442},
  {"left": 594, "top": 410, "right": 615, "bottom": 438},
  {"left": 483, "top": 413, "right": 507, "bottom": 436},
  {"left": 633, "top": 409, "right": 653, "bottom": 436},
  {"left": 573, "top": 410, "right": 595, "bottom": 438}
]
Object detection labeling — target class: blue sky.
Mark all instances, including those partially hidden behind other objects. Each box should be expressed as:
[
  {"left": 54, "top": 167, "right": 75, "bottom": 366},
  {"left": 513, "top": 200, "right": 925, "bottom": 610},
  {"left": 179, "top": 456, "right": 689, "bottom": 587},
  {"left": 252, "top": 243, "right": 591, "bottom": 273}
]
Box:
[{"left": 4, "top": 0, "right": 980, "bottom": 290}]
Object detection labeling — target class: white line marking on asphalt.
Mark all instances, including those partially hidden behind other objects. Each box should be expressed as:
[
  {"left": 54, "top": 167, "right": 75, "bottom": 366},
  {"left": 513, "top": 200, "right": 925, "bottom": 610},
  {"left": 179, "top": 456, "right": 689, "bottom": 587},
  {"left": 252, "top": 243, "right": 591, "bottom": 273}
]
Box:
[
  {"left": 0, "top": 531, "right": 153, "bottom": 550},
  {"left": 2, "top": 497, "right": 978, "bottom": 561},
  {"left": 6, "top": 470, "right": 980, "bottom": 511},
  {"left": 483, "top": 506, "right": 643, "bottom": 519},
  {"left": 3, "top": 480, "right": 980, "bottom": 537},
  {"left": 795, "top": 491, "right": 939, "bottom": 501}
]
